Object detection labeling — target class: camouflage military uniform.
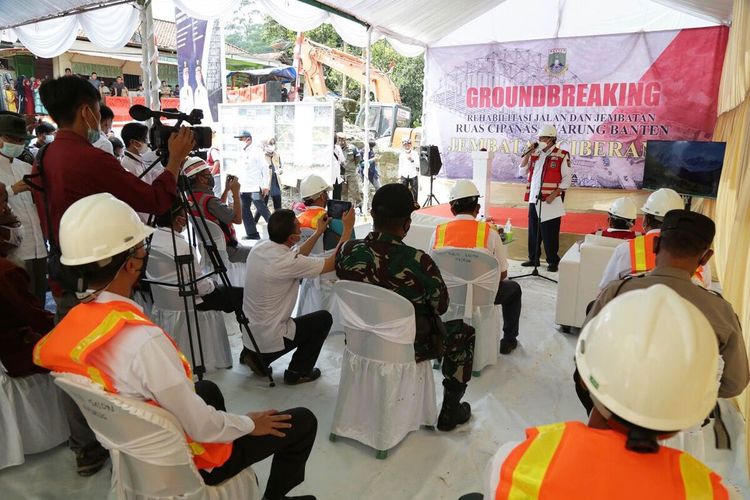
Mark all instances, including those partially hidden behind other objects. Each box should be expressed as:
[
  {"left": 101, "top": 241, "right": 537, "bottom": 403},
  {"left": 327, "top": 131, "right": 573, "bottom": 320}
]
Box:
[
  {"left": 335, "top": 231, "right": 475, "bottom": 384},
  {"left": 341, "top": 143, "right": 362, "bottom": 208}
]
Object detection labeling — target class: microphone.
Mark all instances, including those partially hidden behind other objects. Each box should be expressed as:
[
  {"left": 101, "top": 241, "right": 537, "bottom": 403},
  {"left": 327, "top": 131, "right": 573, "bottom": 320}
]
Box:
[
  {"left": 129, "top": 104, "right": 204, "bottom": 125},
  {"left": 521, "top": 142, "right": 538, "bottom": 157},
  {"left": 129, "top": 104, "right": 155, "bottom": 121}
]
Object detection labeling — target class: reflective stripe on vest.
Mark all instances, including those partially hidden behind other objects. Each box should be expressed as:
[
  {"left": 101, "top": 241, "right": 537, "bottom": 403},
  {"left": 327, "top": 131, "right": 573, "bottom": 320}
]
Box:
[
  {"left": 495, "top": 421, "right": 728, "bottom": 500},
  {"left": 33, "top": 301, "right": 232, "bottom": 470},
  {"left": 524, "top": 147, "right": 567, "bottom": 202},
  {"left": 190, "top": 190, "right": 236, "bottom": 244},
  {"left": 433, "top": 219, "right": 490, "bottom": 250},
  {"left": 629, "top": 233, "right": 658, "bottom": 273},
  {"left": 298, "top": 207, "right": 327, "bottom": 230}
]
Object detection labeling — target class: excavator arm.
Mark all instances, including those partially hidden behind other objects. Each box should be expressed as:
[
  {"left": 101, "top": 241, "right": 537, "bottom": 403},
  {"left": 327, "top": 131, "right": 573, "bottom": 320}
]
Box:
[{"left": 299, "top": 37, "right": 402, "bottom": 103}]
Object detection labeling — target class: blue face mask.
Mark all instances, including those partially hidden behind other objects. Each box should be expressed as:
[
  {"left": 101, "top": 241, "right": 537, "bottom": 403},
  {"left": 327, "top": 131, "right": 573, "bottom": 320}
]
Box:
[
  {"left": 85, "top": 108, "right": 101, "bottom": 145},
  {"left": 1, "top": 142, "right": 25, "bottom": 158}
]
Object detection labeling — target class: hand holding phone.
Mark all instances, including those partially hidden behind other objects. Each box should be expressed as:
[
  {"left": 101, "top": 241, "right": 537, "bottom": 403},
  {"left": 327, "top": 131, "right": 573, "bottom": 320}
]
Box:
[{"left": 326, "top": 199, "right": 352, "bottom": 219}]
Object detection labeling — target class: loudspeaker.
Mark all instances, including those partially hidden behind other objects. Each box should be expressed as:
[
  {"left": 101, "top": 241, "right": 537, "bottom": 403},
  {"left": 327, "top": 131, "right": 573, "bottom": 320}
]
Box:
[
  {"left": 420, "top": 145, "right": 442, "bottom": 176},
  {"left": 265, "top": 81, "right": 282, "bottom": 102}
]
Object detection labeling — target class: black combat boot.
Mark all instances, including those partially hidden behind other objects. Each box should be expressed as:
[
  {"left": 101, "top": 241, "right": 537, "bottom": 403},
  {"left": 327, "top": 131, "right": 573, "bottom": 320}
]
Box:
[{"left": 437, "top": 379, "right": 471, "bottom": 431}]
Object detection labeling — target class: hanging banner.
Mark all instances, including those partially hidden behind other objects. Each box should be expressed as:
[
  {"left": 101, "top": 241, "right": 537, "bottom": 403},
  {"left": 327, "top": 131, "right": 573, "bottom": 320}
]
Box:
[
  {"left": 175, "top": 8, "right": 224, "bottom": 125},
  {"left": 423, "top": 26, "right": 728, "bottom": 189}
]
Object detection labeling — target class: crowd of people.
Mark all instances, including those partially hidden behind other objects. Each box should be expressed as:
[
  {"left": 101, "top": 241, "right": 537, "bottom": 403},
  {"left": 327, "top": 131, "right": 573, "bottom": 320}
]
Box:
[{"left": 0, "top": 74, "right": 747, "bottom": 499}]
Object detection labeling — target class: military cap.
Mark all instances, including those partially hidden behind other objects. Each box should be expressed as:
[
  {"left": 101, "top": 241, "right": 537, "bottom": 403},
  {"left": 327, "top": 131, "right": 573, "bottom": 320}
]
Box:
[
  {"left": 371, "top": 183, "right": 419, "bottom": 218},
  {"left": 661, "top": 209, "right": 715, "bottom": 244}
]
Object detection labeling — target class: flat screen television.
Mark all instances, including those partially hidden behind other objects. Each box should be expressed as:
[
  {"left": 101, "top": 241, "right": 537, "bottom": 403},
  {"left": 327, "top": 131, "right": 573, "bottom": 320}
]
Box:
[{"left": 643, "top": 140, "right": 726, "bottom": 198}]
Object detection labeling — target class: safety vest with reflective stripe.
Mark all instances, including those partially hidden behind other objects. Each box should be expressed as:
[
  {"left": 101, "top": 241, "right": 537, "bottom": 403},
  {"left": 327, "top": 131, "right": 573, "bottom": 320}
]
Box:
[
  {"left": 190, "top": 190, "right": 236, "bottom": 245},
  {"left": 32, "top": 301, "right": 232, "bottom": 470},
  {"left": 524, "top": 147, "right": 568, "bottom": 202},
  {"left": 298, "top": 206, "right": 327, "bottom": 230},
  {"left": 628, "top": 232, "right": 707, "bottom": 286},
  {"left": 495, "top": 421, "right": 728, "bottom": 500},
  {"left": 433, "top": 219, "right": 491, "bottom": 250}
]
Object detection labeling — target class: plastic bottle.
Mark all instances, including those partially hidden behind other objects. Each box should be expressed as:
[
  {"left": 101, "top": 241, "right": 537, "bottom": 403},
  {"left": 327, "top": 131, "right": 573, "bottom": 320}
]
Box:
[{"left": 504, "top": 218, "right": 513, "bottom": 242}]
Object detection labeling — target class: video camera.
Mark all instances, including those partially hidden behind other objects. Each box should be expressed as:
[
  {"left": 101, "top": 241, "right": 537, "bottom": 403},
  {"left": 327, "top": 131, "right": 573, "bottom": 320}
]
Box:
[{"left": 129, "top": 104, "right": 212, "bottom": 152}]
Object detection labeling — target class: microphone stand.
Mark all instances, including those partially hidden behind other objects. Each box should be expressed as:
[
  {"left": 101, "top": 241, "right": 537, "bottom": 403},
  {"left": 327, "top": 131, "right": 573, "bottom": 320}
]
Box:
[{"left": 510, "top": 146, "right": 558, "bottom": 284}]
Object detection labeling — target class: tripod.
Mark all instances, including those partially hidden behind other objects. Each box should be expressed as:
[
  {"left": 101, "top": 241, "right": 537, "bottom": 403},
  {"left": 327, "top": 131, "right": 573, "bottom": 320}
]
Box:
[{"left": 422, "top": 174, "right": 440, "bottom": 208}]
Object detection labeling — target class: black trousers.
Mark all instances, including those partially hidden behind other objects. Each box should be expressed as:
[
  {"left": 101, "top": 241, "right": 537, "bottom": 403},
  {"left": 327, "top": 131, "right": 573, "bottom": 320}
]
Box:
[
  {"left": 332, "top": 180, "right": 343, "bottom": 200},
  {"left": 527, "top": 203, "right": 562, "bottom": 265},
  {"left": 400, "top": 176, "right": 418, "bottom": 203},
  {"left": 195, "top": 380, "right": 317, "bottom": 499},
  {"left": 247, "top": 310, "right": 332, "bottom": 374},
  {"left": 494, "top": 278, "right": 522, "bottom": 340},
  {"left": 196, "top": 284, "right": 243, "bottom": 313}
]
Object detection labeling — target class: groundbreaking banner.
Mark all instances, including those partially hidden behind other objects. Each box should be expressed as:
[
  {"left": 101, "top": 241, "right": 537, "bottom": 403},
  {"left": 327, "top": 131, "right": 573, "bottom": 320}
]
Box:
[{"left": 423, "top": 27, "right": 728, "bottom": 189}]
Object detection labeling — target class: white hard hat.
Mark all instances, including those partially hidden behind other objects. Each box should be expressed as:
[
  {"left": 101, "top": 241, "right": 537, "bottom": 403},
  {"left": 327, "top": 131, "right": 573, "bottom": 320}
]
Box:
[
  {"left": 183, "top": 156, "right": 209, "bottom": 177},
  {"left": 449, "top": 180, "right": 480, "bottom": 202},
  {"left": 576, "top": 285, "right": 719, "bottom": 431},
  {"left": 538, "top": 124, "right": 557, "bottom": 137},
  {"left": 608, "top": 197, "right": 637, "bottom": 220},
  {"left": 641, "top": 188, "right": 684, "bottom": 218},
  {"left": 300, "top": 174, "right": 331, "bottom": 200},
  {"left": 59, "top": 193, "right": 154, "bottom": 266}
]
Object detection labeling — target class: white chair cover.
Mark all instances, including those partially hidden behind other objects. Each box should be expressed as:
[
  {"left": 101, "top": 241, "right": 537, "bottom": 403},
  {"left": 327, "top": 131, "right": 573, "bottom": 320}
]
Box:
[
  {"left": 193, "top": 220, "right": 245, "bottom": 287},
  {"left": 330, "top": 281, "right": 437, "bottom": 454},
  {"left": 147, "top": 250, "right": 232, "bottom": 372},
  {"left": 432, "top": 248, "right": 501, "bottom": 373},
  {"left": 53, "top": 373, "right": 259, "bottom": 500},
  {"left": 0, "top": 363, "right": 68, "bottom": 469}
]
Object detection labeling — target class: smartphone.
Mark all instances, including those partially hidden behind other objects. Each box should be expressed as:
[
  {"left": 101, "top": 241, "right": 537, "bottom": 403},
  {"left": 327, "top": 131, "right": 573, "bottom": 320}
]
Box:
[{"left": 326, "top": 199, "right": 352, "bottom": 219}]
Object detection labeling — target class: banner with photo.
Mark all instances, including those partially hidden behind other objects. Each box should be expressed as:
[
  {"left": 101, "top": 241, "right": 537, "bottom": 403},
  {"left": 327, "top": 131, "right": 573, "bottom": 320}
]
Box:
[
  {"left": 175, "top": 8, "right": 224, "bottom": 125},
  {"left": 423, "top": 26, "right": 728, "bottom": 189}
]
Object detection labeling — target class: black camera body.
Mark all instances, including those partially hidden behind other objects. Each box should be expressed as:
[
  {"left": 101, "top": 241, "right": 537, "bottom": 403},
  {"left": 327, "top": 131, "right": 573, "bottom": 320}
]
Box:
[{"left": 129, "top": 104, "right": 212, "bottom": 153}]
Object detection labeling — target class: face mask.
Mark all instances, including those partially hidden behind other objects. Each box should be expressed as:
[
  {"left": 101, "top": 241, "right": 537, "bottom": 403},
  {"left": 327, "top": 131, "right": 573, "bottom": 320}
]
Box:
[
  {"left": 45, "top": 134, "right": 55, "bottom": 144},
  {"left": 84, "top": 108, "right": 101, "bottom": 145},
  {"left": 265, "top": 145, "right": 276, "bottom": 154},
  {"left": 1, "top": 142, "right": 25, "bottom": 158},
  {"left": 137, "top": 142, "right": 148, "bottom": 155},
  {"left": 0, "top": 224, "right": 23, "bottom": 247}
]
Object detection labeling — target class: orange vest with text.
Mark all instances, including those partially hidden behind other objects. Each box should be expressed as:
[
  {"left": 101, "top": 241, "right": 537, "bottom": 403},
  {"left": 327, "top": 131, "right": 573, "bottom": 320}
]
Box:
[
  {"left": 33, "top": 301, "right": 232, "bottom": 470},
  {"left": 297, "top": 206, "right": 327, "bottom": 230},
  {"left": 495, "top": 422, "right": 728, "bottom": 500},
  {"left": 524, "top": 147, "right": 568, "bottom": 202},
  {"left": 433, "top": 219, "right": 491, "bottom": 250}
]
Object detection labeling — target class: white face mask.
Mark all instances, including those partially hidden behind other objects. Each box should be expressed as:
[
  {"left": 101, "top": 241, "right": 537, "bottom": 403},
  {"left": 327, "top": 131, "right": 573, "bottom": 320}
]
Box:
[
  {"left": 45, "top": 134, "right": 55, "bottom": 144},
  {"left": 265, "top": 144, "right": 276, "bottom": 154},
  {"left": 1, "top": 142, "right": 25, "bottom": 158},
  {"left": 0, "top": 224, "right": 23, "bottom": 248},
  {"left": 137, "top": 142, "right": 149, "bottom": 155}
]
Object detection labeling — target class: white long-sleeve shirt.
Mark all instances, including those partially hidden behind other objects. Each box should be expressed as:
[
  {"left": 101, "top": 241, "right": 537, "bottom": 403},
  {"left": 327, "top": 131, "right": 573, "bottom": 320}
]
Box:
[
  {"left": 398, "top": 149, "right": 420, "bottom": 178},
  {"left": 237, "top": 144, "right": 269, "bottom": 193},
  {"left": 86, "top": 291, "right": 254, "bottom": 444},
  {"left": 0, "top": 155, "right": 47, "bottom": 261},
  {"left": 121, "top": 151, "right": 164, "bottom": 186}
]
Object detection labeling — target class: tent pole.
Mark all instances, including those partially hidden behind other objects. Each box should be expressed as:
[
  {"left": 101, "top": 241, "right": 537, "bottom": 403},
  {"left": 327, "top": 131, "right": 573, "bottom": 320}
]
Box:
[
  {"left": 138, "top": 0, "right": 159, "bottom": 111},
  {"left": 363, "top": 26, "right": 372, "bottom": 216}
]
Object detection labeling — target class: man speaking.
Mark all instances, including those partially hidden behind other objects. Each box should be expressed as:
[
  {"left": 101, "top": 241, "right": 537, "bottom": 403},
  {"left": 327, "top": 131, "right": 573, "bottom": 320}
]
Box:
[{"left": 517, "top": 124, "right": 571, "bottom": 272}]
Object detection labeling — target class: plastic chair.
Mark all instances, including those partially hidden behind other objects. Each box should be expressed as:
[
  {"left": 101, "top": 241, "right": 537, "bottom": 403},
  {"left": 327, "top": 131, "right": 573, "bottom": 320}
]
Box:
[
  {"left": 193, "top": 220, "right": 246, "bottom": 287},
  {"left": 431, "top": 248, "right": 500, "bottom": 376},
  {"left": 147, "top": 249, "right": 232, "bottom": 372},
  {"left": 329, "top": 281, "right": 437, "bottom": 458},
  {"left": 53, "top": 373, "right": 260, "bottom": 500},
  {"left": 0, "top": 362, "right": 68, "bottom": 469}
]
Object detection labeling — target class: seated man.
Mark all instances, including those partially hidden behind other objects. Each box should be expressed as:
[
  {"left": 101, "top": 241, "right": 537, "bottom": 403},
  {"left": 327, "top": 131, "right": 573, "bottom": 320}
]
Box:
[
  {"left": 184, "top": 156, "right": 249, "bottom": 264},
  {"left": 599, "top": 188, "right": 711, "bottom": 289},
  {"left": 579, "top": 210, "right": 749, "bottom": 415},
  {"left": 336, "top": 183, "right": 475, "bottom": 431},
  {"left": 34, "top": 194, "right": 317, "bottom": 500},
  {"left": 147, "top": 202, "right": 242, "bottom": 313},
  {"left": 429, "top": 180, "right": 522, "bottom": 355},
  {"left": 241, "top": 208, "right": 354, "bottom": 384},
  {"left": 486, "top": 286, "right": 736, "bottom": 498},
  {"left": 297, "top": 174, "right": 353, "bottom": 255},
  {"left": 593, "top": 197, "right": 638, "bottom": 239}
]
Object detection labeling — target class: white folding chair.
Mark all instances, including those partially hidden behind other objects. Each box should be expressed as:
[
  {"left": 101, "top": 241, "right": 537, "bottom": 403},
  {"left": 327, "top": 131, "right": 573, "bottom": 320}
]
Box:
[
  {"left": 147, "top": 249, "right": 232, "bottom": 372},
  {"left": 193, "top": 220, "right": 246, "bottom": 287},
  {"left": 54, "top": 373, "right": 260, "bottom": 500},
  {"left": 329, "top": 281, "right": 437, "bottom": 458},
  {"left": 0, "top": 362, "right": 68, "bottom": 469},
  {"left": 432, "top": 248, "right": 501, "bottom": 376}
]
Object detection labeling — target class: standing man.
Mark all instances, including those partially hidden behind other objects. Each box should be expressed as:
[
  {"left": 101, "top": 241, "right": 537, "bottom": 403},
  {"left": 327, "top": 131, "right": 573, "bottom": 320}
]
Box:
[
  {"left": 518, "top": 124, "right": 571, "bottom": 272},
  {"left": 338, "top": 133, "right": 362, "bottom": 211},
  {"left": 234, "top": 130, "right": 270, "bottom": 240},
  {"left": 398, "top": 138, "right": 419, "bottom": 203},
  {"left": 332, "top": 134, "right": 345, "bottom": 200},
  {"left": 88, "top": 72, "right": 101, "bottom": 95},
  {"left": 429, "top": 180, "right": 522, "bottom": 354}
]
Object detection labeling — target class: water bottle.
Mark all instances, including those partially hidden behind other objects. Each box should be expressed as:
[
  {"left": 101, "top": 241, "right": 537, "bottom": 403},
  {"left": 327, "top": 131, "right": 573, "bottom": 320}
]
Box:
[{"left": 504, "top": 218, "right": 513, "bottom": 242}]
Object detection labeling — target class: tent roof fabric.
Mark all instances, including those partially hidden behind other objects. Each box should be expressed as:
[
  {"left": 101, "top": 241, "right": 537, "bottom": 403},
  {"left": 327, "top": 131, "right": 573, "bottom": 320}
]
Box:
[{"left": 0, "top": 0, "right": 129, "bottom": 30}]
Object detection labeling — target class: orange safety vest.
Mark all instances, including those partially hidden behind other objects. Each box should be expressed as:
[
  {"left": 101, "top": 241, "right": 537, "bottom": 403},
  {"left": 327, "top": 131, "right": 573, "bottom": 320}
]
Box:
[
  {"left": 629, "top": 233, "right": 658, "bottom": 273},
  {"left": 433, "top": 219, "right": 491, "bottom": 250},
  {"left": 495, "top": 421, "right": 728, "bottom": 500},
  {"left": 298, "top": 206, "right": 327, "bottom": 230},
  {"left": 33, "top": 300, "right": 232, "bottom": 470},
  {"left": 524, "top": 147, "right": 568, "bottom": 202}
]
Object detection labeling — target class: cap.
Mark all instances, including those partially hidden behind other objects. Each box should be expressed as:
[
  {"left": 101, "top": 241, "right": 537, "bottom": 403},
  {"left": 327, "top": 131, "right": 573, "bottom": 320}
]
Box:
[
  {"left": 234, "top": 130, "right": 252, "bottom": 138},
  {"left": 335, "top": 132, "right": 347, "bottom": 139},
  {"left": 371, "top": 183, "right": 419, "bottom": 218},
  {"left": 0, "top": 114, "right": 34, "bottom": 140},
  {"left": 660, "top": 210, "right": 715, "bottom": 244}
]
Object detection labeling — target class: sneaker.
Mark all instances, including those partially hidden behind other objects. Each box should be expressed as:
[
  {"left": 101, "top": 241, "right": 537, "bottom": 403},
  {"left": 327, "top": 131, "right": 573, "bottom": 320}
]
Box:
[
  {"left": 239, "top": 348, "right": 270, "bottom": 376},
  {"left": 520, "top": 260, "right": 539, "bottom": 267},
  {"left": 284, "top": 368, "right": 321, "bottom": 385},
  {"left": 437, "top": 402, "right": 472, "bottom": 431},
  {"left": 499, "top": 338, "right": 518, "bottom": 355},
  {"left": 547, "top": 263, "right": 559, "bottom": 272},
  {"left": 76, "top": 445, "right": 109, "bottom": 477}
]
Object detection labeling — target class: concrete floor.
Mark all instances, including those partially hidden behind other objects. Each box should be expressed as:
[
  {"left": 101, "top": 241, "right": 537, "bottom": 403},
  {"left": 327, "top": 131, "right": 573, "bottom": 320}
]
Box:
[{"left": 1, "top": 260, "right": 747, "bottom": 499}]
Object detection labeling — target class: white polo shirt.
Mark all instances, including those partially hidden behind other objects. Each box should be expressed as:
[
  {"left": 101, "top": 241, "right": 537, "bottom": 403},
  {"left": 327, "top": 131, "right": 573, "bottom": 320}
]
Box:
[{"left": 243, "top": 239, "right": 325, "bottom": 353}]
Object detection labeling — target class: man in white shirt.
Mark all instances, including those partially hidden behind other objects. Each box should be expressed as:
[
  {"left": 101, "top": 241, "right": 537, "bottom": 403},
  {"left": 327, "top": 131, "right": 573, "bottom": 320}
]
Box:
[
  {"left": 332, "top": 134, "right": 345, "bottom": 200},
  {"left": 35, "top": 193, "right": 318, "bottom": 500},
  {"left": 0, "top": 114, "right": 48, "bottom": 304},
  {"left": 233, "top": 131, "right": 270, "bottom": 239},
  {"left": 398, "top": 138, "right": 419, "bottom": 203},
  {"left": 241, "top": 207, "right": 355, "bottom": 384},
  {"left": 120, "top": 122, "right": 164, "bottom": 185},
  {"left": 428, "top": 180, "right": 523, "bottom": 354},
  {"left": 92, "top": 105, "right": 115, "bottom": 156},
  {"left": 517, "top": 124, "right": 571, "bottom": 272}
]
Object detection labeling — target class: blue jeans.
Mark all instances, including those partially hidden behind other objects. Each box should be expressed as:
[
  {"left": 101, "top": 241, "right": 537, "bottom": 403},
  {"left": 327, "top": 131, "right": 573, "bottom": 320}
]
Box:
[{"left": 240, "top": 191, "right": 271, "bottom": 238}]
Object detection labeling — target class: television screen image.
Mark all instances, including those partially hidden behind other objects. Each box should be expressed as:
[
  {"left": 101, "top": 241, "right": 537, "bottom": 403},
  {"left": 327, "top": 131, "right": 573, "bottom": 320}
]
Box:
[{"left": 643, "top": 140, "right": 726, "bottom": 198}]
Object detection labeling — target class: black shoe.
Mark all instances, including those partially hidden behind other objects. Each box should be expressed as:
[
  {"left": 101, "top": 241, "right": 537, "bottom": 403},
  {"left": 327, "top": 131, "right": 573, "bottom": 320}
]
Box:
[
  {"left": 547, "top": 263, "right": 559, "bottom": 272},
  {"left": 75, "top": 445, "right": 109, "bottom": 477},
  {"left": 239, "top": 348, "right": 270, "bottom": 376},
  {"left": 520, "top": 260, "right": 539, "bottom": 267},
  {"left": 499, "top": 338, "right": 518, "bottom": 355},
  {"left": 284, "top": 368, "right": 321, "bottom": 385},
  {"left": 242, "top": 234, "right": 261, "bottom": 240},
  {"left": 437, "top": 402, "right": 472, "bottom": 431}
]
